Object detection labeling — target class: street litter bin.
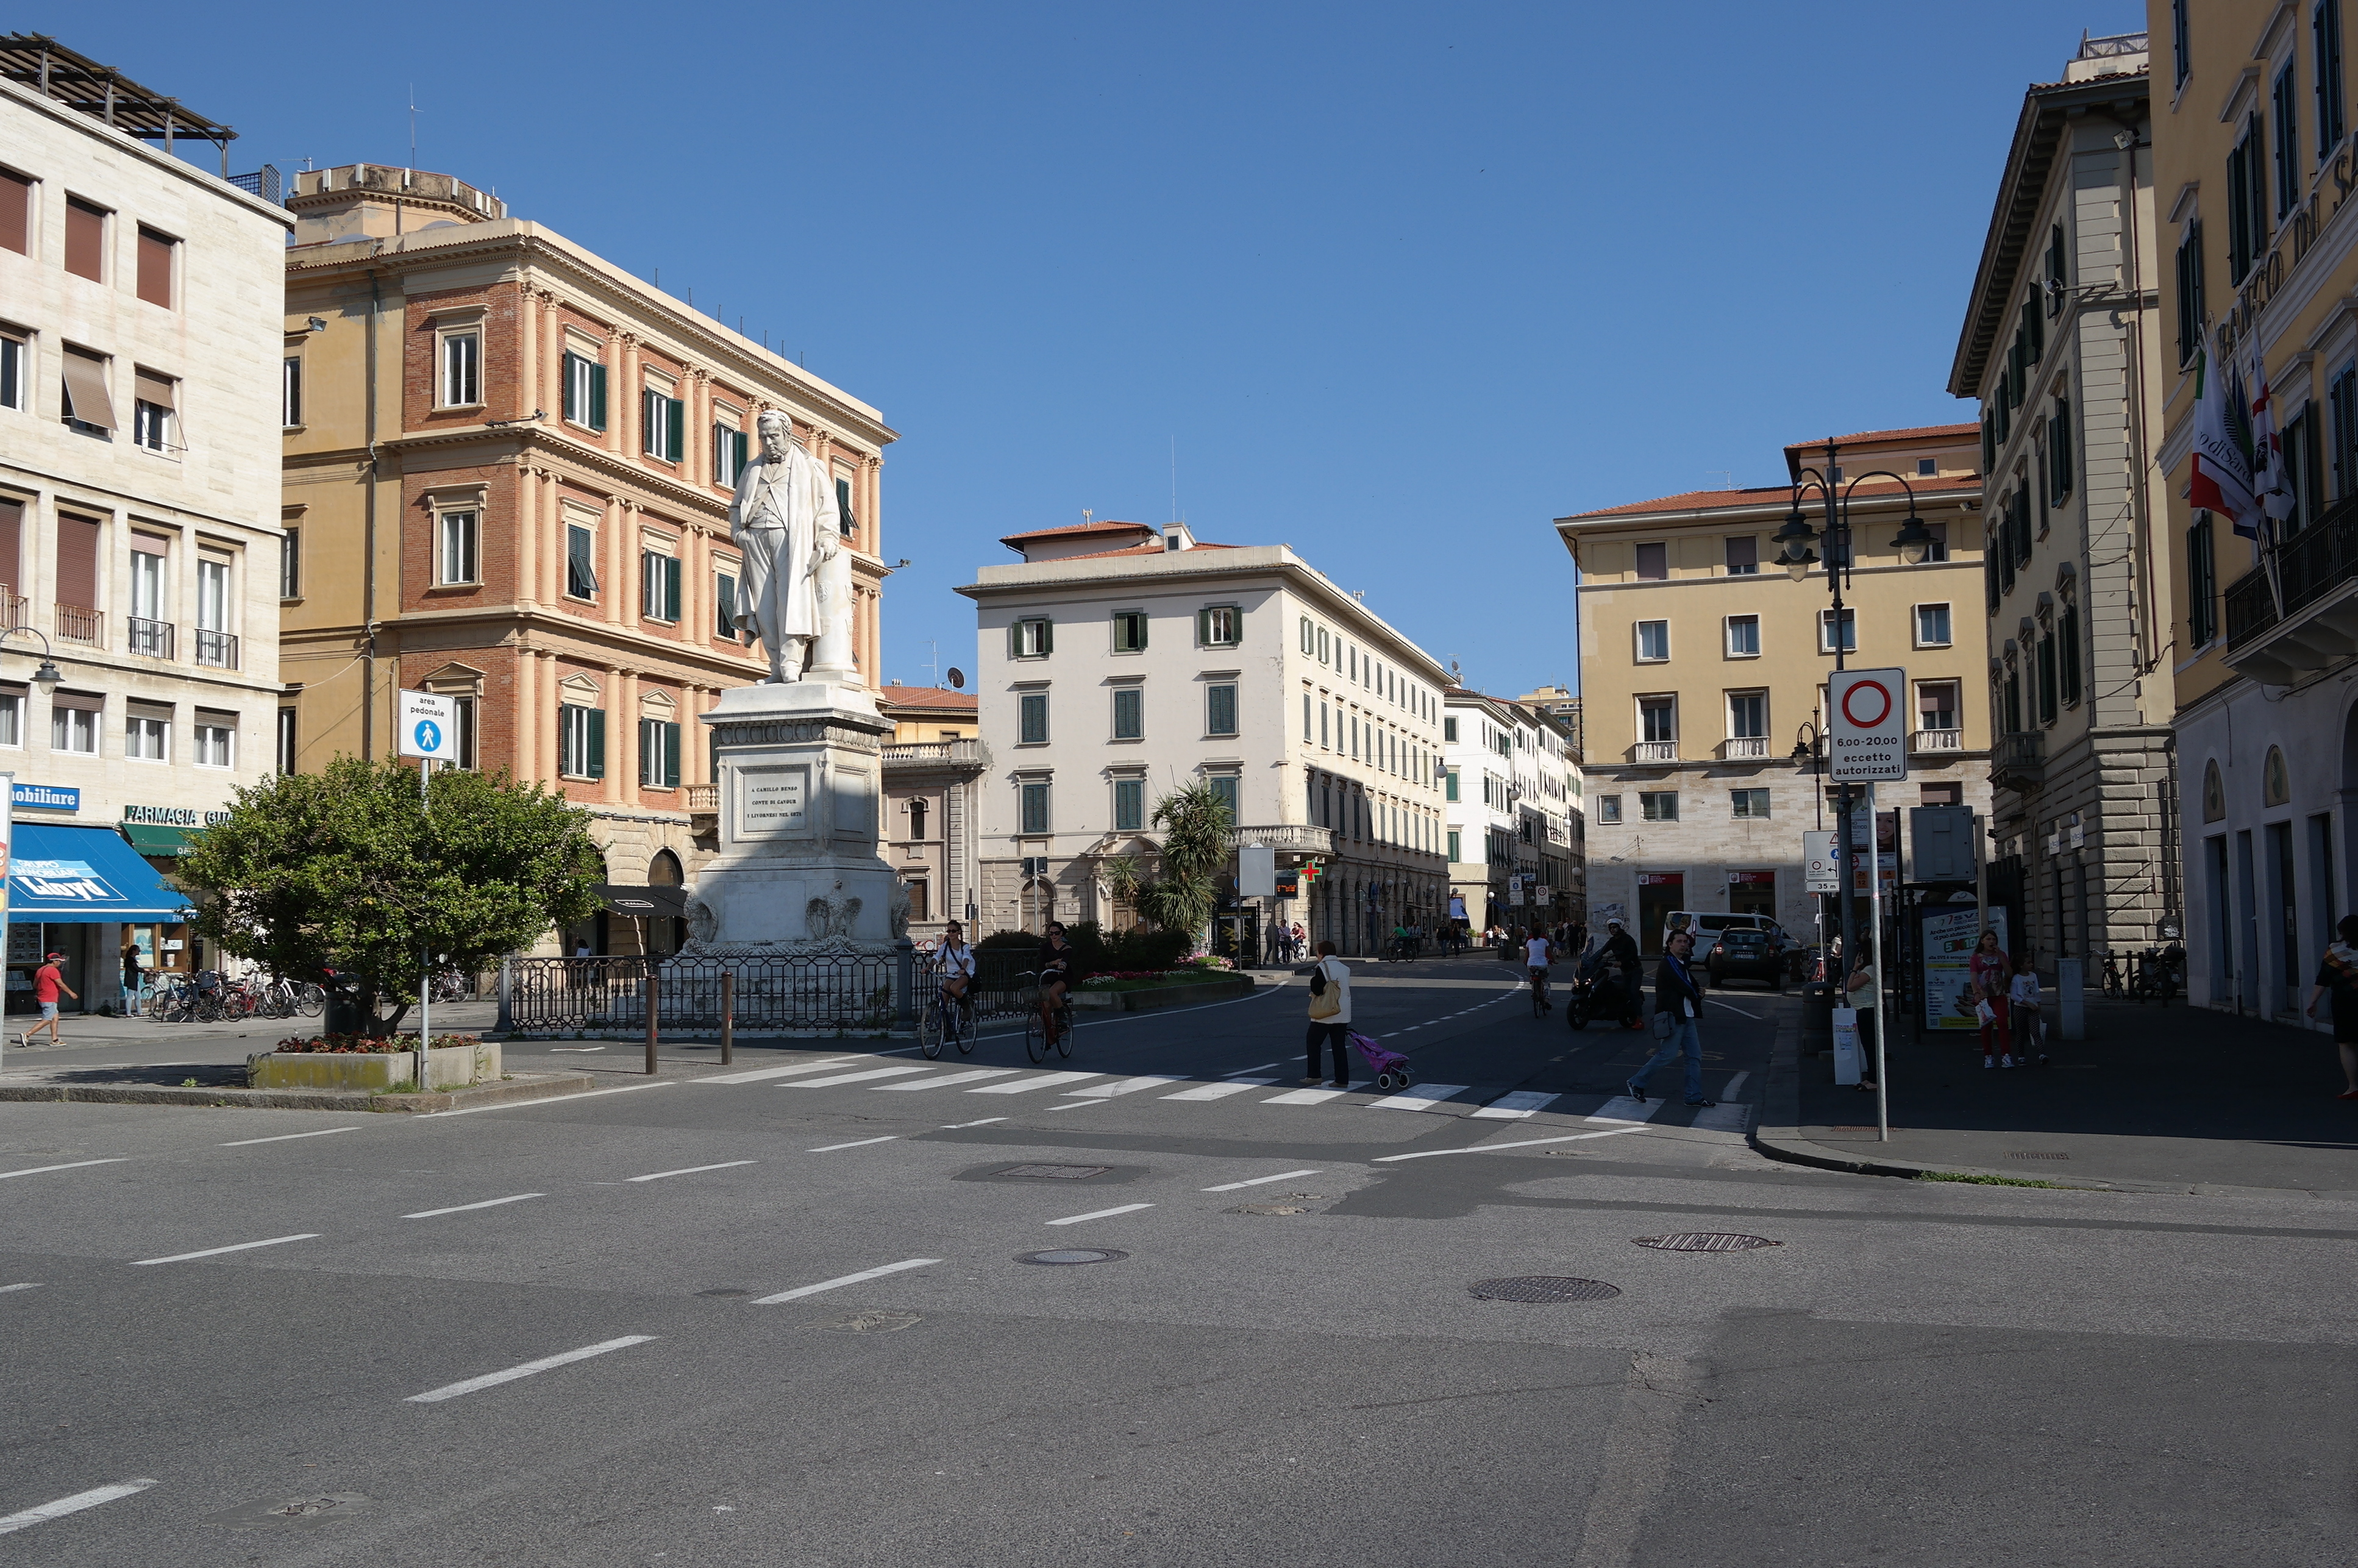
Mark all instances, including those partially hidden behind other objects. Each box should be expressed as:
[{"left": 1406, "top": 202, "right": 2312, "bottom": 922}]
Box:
[
  {"left": 325, "top": 986, "right": 367, "bottom": 1038},
  {"left": 1800, "top": 982, "right": 1833, "bottom": 1057}
]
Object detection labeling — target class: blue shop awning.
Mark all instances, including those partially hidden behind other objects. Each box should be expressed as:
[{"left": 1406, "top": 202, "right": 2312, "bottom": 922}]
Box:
[{"left": 8, "top": 825, "right": 196, "bottom": 922}]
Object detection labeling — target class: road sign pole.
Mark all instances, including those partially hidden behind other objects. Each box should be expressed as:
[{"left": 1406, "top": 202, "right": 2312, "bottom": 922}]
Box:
[
  {"left": 418, "top": 755, "right": 430, "bottom": 1094},
  {"left": 1868, "top": 781, "right": 1887, "bottom": 1142}
]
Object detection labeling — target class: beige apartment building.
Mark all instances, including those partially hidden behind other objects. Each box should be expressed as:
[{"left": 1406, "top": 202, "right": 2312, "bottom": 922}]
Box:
[
  {"left": 1558, "top": 425, "right": 1993, "bottom": 951},
  {"left": 2153, "top": 0, "right": 2358, "bottom": 1019},
  {"left": 1950, "top": 30, "right": 2178, "bottom": 967},
  {"left": 0, "top": 41, "right": 290, "bottom": 1003},
  {"left": 877, "top": 682, "right": 984, "bottom": 943},
  {"left": 279, "top": 164, "right": 895, "bottom": 952}
]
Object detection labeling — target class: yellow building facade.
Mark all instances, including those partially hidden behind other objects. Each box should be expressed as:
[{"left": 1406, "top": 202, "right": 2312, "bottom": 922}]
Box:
[{"left": 1558, "top": 425, "right": 1993, "bottom": 950}]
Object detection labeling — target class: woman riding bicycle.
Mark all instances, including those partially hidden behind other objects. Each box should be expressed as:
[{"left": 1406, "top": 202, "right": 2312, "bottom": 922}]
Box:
[
  {"left": 1035, "top": 921, "right": 1083, "bottom": 1044},
  {"left": 938, "top": 921, "right": 977, "bottom": 1017}
]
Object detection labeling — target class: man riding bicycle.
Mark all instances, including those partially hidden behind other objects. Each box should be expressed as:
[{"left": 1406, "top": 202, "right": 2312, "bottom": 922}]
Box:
[
  {"left": 1035, "top": 921, "right": 1081, "bottom": 1044},
  {"left": 1525, "top": 928, "right": 1555, "bottom": 1013}
]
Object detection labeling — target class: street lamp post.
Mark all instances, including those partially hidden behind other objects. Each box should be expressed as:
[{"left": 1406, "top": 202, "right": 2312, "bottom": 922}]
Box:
[
  {"left": 0, "top": 630, "right": 64, "bottom": 1082},
  {"left": 1773, "top": 445, "right": 1934, "bottom": 1013}
]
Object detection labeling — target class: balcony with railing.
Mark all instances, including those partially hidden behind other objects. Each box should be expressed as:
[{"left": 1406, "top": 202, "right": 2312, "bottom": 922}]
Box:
[
  {"left": 195, "top": 629, "right": 239, "bottom": 669},
  {"left": 1913, "top": 727, "right": 1962, "bottom": 753},
  {"left": 56, "top": 605, "right": 101, "bottom": 644},
  {"left": 2222, "top": 494, "right": 2358, "bottom": 683},
  {"left": 1631, "top": 740, "right": 1678, "bottom": 763},
  {"left": 0, "top": 589, "right": 25, "bottom": 630},
  {"left": 1721, "top": 736, "right": 1768, "bottom": 760},
  {"left": 683, "top": 784, "right": 719, "bottom": 811},
  {"left": 1991, "top": 730, "right": 2044, "bottom": 790},
  {"left": 127, "top": 618, "right": 174, "bottom": 659},
  {"left": 882, "top": 737, "right": 985, "bottom": 771},
  {"left": 1225, "top": 824, "right": 1337, "bottom": 855}
]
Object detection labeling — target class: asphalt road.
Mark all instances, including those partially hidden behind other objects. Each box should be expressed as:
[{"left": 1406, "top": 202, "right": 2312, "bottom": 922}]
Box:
[{"left": 0, "top": 957, "right": 2351, "bottom": 1566}]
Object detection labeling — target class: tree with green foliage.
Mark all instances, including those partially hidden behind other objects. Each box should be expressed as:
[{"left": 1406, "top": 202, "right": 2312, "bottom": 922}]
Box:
[
  {"left": 1138, "top": 781, "right": 1233, "bottom": 943},
  {"left": 176, "top": 757, "right": 604, "bottom": 1033}
]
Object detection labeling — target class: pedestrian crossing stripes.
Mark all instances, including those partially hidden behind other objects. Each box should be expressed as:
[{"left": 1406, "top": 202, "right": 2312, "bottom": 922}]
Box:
[{"left": 782, "top": 1066, "right": 932, "bottom": 1089}]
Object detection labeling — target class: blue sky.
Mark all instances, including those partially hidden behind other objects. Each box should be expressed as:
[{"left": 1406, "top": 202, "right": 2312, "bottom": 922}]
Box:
[{"left": 43, "top": 0, "right": 2146, "bottom": 697}]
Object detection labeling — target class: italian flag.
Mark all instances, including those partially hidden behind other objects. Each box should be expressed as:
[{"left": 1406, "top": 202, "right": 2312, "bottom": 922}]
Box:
[{"left": 2187, "top": 344, "right": 2259, "bottom": 540}]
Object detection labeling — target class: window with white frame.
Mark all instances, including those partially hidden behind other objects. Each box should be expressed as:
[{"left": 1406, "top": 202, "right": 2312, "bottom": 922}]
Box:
[
  {"left": 1112, "top": 610, "right": 1148, "bottom": 653},
  {"left": 280, "top": 529, "right": 301, "bottom": 599},
  {"left": 713, "top": 421, "right": 748, "bottom": 486},
  {"left": 559, "top": 702, "right": 605, "bottom": 779},
  {"left": 1206, "top": 682, "right": 1238, "bottom": 737},
  {"left": 0, "top": 689, "right": 18, "bottom": 747},
  {"left": 1198, "top": 605, "right": 1241, "bottom": 646},
  {"left": 440, "top": 330, "right": 481, "bottom": 407},
  {"left": 1818, "top": 607, "right": 1857, "bottom": 652},
  {"left": 1914, "top": 602, "right": 1953, "bottom": 647},
  {"left": 276, "top": 706, "right": 296, "bottom": 773},
  {"left": 0, "top": 328, "right": 24, "bottom": 413},
  {"left": 438, "top": 510, "right": 480, "bottom": 585},
  {"left": 449, "top": 695, "right": 477, "bottom": 769},
  {"left": 1011, "top": 618, "right": 1052, "bottom": 658},
  {"left": 127, "top": 711, "right": 169, "bottom": 761},
  {"left": 132, "top": 371, "right": 175, "bottom": 452},
  {"left": 194, "top": 713, "right": 234, "bottom": 768},
  {"left": 562, "top": 350, "right": 607, "bottom": 430},
  {"left": 566, "top": 522, "right": 599, "bottom": 599},
  {"left": 642, "top": 385, "right": 684, "bottom": 462},
  {"left": 1639, "top": 791, "right": 1678, "bottom": 821},
  {"left": 282, "top": 355, "right": 301, "bottom": 427},
  {"left": 1299, "top": 616, "right": 1314, "bottom": 654},
  {"left": 1918, "top": 681, "right": 1959, "bottom": 733},
  {"left": 1731, "top": 787, "right": 1770, "bottom": 819},
  {"left": 1639, "top": 695, "right": 1677, "bottom": 744},
  {"left": 1111, "top": 684, "right": 1143, "bottom": 741},
  {"left": 1725, "top": 614, "right": 1760, "bottom": 657},
  {"left": 1636, "top": 619, "right": 1669, "bottom": 661},
  {"left": 715, "top": 560, "right": 739, "bottom": 634},
  {"left": 641, "top": 548, "right": 682, "bottom": 621},
  {"left": 51, "top": 700, "right": 97, "bottom": 754},
  {"left": 1728, "top": 691, "right": 1767, "bottom": 739},
  {"left": 1113, "top": 776, "right": 1144, "bottom": 831}
]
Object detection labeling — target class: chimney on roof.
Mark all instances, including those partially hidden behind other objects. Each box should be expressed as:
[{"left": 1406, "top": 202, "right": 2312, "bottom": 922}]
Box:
[{"left": 1163, "top": 522, "right": 1195, "bottom": 552}]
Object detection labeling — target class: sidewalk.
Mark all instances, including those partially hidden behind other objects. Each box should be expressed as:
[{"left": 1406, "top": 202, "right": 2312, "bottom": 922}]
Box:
[{"left": 1756, "top": 996, "right": 2358, "bottom": 1195}]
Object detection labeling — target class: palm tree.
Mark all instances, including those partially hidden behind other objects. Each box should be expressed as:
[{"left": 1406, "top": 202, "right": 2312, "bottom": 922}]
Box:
[{"left": 1138, "top": 782, "right": 1232, "bottom": 943}]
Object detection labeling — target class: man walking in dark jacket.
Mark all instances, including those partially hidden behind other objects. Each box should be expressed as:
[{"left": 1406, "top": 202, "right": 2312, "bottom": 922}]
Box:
[{"left": 1625, "top": 928, "right": 1715, "bottom": 1107}]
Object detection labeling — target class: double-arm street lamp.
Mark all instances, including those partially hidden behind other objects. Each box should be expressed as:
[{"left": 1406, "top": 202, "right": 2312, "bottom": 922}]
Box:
[{"left": 1770, "top": 444, "right": 1936, "bottom": 1010}]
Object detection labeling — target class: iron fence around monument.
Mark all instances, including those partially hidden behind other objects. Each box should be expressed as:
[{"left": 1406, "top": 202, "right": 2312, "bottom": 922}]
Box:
[
  {"left": 917, "top": 947, "right": 1044, "bottom": 1027},
  {"left": 499, "top": 951, "right": 906, "bottom": 1037}
]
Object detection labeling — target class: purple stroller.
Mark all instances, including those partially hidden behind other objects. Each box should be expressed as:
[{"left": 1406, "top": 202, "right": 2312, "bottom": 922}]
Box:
[{"left": 1349, "top": 1030, "right": 1413, "bottom": 1091}]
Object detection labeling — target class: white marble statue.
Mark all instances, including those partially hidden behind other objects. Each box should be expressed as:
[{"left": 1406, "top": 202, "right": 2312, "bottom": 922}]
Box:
[{"left": 729, "top": 409, "right": 842, "bottom": 683}]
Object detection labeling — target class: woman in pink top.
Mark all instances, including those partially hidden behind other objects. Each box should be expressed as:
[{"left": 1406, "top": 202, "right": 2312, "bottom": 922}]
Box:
[{"left": 1968, "top": 930, "right": 2011, "bottom": 1067}]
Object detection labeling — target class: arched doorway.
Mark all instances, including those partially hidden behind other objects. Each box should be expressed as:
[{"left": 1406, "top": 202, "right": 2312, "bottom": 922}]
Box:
[
  {"left": 647, "top": 850, "right": 686, "bottom": 953},
  {"left": 649, "top": 849, "right": 684, "bottom": 886}
]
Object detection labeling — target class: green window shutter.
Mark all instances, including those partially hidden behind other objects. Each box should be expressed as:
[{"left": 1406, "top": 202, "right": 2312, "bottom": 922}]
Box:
[
  {"left": 590, "top": 364, "right": 608, "bottom": 430},
  {"left": 587, "top": 708, "right": 606, "bottom": 779},
  {"left": 664, "top": 557, "right": 682, "bottom": 622},
  {"left": 641, "top": 390, "right": 658, "bottom": 455},
  {"left": 561, "top": 353, "right": 579, "bottom": 422},
  {"left": 1041, "top": 619, "right": 1052, "bottom": 655},
  {"left": 667, "top": 398, "right": 685, "bottom": 463},
  {"left": 664, "top": 721, "right": 682, "bottom": 788},
  {"left": 640, "top": 551, "right": 655, "bottom": 618}
]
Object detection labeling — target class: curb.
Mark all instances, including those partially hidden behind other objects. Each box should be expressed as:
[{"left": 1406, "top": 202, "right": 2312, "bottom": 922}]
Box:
[{"left": 0, "top": 1072, "right": 596, "bottom": 1114}]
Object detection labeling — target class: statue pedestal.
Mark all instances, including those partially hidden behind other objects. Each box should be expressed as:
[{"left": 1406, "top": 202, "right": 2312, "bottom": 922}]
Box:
[{"left": 683, "top": 681, "right": 903, "bottom": 954}]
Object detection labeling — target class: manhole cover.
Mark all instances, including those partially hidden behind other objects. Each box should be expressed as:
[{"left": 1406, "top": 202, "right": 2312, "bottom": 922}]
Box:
[
  {"left": 1017, "top": 1248, "right": 1128, "bottom": 1266},
  {"left": 205, "top": 1494, "right": 372, "bottom": 1530},
  {"left": 1632, "top": 1233, "right": 1782, "bottom": 1252},
  {"left": 997, "top": 1164, "right": 1112, "bottom": 1180},
  {"left": 1230, "top": 1203, "right": 1314, "bottom": 1215},
  {"left": 697, "top": 1288, "right": 751, "bottom": 1297},
  {"left": 1469, "top": 1277, "right": 1620, "bottom": 1303},
  {"left": 2006, "top": 1151, "right": 2070, "bottom": 1160},
  {"left": 815, "top": 1309, "right": 921, "bottom": 1333}
]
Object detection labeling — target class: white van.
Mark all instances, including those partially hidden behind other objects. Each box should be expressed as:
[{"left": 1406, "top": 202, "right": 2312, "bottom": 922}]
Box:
[{"left": 1661, "top": 911, "right": 1793, "bottom": 964}]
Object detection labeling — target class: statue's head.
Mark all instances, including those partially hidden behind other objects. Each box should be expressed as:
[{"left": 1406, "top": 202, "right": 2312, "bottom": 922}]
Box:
[{"left": 758, "top": 409, "right": 793, "bottom": 460}]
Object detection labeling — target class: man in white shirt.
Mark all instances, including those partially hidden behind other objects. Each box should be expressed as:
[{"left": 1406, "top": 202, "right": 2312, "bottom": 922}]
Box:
[{"left": 1525, "top": 931, "right": 1555, "bottom": 1012}]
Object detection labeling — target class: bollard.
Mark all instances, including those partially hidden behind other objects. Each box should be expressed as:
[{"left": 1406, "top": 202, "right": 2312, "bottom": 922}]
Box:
[
  {"left": 721, "top": 970, "right": 735, "bottom": 1065},
  {"left": 496, "top": 957, "right": 513, "bottom": 1034},
  {"left": 644, "top": 963, "right": 660, "bottom": 1075}
]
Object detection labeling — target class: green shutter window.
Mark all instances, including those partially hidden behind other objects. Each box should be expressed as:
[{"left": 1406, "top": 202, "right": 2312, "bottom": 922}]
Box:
[
  {"left": 836, "top": 476, "right": 857, "bottom": 537},
  {"left": 561, "top": 352, "right": 581, "bottom": 423},
  {"left": 1445, "top": 770, "right": 1459, "bottom": 802},
  {"left": 663, "top": 721, "right": 682, "bottom": 787},
  {"left": 643, "top": 390, "right": 660, "bottom": 456},
  {"left": 2059, "top": 605, "right": 2082, "bottom": 705},
  {"left": 1113, "top": 686, "right": 1142, "bottom": 740},
  {"left": 590, "top": 363, "right": 608, "bottom": 430},
  {"left": 2022, "top": 295, "right": 2043, "bottom": 362},
  {"left": 667, "top": 397, "right": 685, "bottom": 463},
  {"left": 1209, "top": 775, "right": 1238, "bottom": 820},
  {"left": 586, "top": 708, "right": 607, "bottom": 779},
  {"left": 1019, "top": 691, "right": 1049, "bottom": 745},
  {"left": 717, "top": 572, "right": 737, "bottom": 632},
  {"left": 1114, "top": 778, "right": 1143, "bottom": 831},
  {"left": 664, "top": 557, "right": 682, "bottom": 623},
  {"left": 567, "top": 525, "right": 599, "bottom": 599},
  {"left": 2051, "top": 401, "right": 2073, "bottom": 502},
  {"left": 1206, "top": 683, "right": 1237, "bottom": 736}
]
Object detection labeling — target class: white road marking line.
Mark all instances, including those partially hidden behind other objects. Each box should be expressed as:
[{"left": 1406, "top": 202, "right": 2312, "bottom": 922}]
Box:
[
  {"left": 939, "top": 1116, "right": 1008, "bottom": 1129},
  {"left": 1202, "top": 1168, "right": 1321, "bottom": 1192},
  {"left": 402, "top": 1193, "right": 544, "bottom": 1219},
  {"left": 626, "top": 1160, "right": 758, "bottom": 1182},
  {"left": 1062, "top": 1075, "right": 1188, "bottom": 1099},
  {"left": 1470, "top": 1091, "right": 1561, "bottom": 1121},
  {"left": 1709, "top": 999, "right": 1764, "bottom": 1019},
  {"left": 1161, "top": 1078, "right": 1274, "bottom": 1101},
  {"left": 1045, "top": 1202, "right": 1153, "bottom": 1226},
  {"left": 871, "top": 1068, "right": 1017, "bottom": 1091},
  {"left": 1366, "top": 1084, "right": 1469, "bottom": 1111},
  {"left": 221, "top": 1127, "right": 362, "bottom": 1147},
  {"left": 780, "top": 1066, "right": 931, "bottom": 1088},
  {"left": 690, "top": 1058, "right": 854, "bottom": 1085},
  {"left": 1259, "top": 1086, "right": 1348, "bottom": 1105},
  {"left": 1718, "top": 1071, "right": 1751, "bottom": 1100},
  {"left": 0, "top": 1159, "right": 127, "bottom": 1180},
  {"left": 0, "top": 1478, "right": 159, "bottom": 1536},
  {"left": 1373, "top": 1125, "right": 1647, "bottom": 1162},
  {"left": 426, "top": 1080, "right": 677, "bottom": 1117},
  {"left": 550, "top": 1046, "right": 607, "bottom": 1053},
  {"left": 0, "top": 1282, "right": 40, "bottom": 1294},
  {"left": 404, "top": 1336, "right": 658, "bottom": 1403},
  {"left": 1223, "top": 1061, "right": 1281, "bottom": 1076},
  {"left": 752, "top": 1256, "right": 941, "bottom": 1305},
  {"left": 807, "top": 1136, "right": 897, "bottom": 1152},
  {"left": 966, "top": 1071, "right": 1101, "bottom": 1094},
  {"left": 130, "top": 1233, "right": 319, "bottom": 1266},
  {"left": 1587, "top": 1097, "right": 1663, "bottom": 1124},
  {"left": 1045, "top": 1100, "right": 1102, "bottom": 1111}
]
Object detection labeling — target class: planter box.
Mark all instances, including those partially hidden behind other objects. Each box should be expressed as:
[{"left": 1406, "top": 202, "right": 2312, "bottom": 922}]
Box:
[
  {"left": 1112, "top": 977, "right": 1256, "bottom": 1012},
  {"left": 249, "top": 1041, "right": 502, "bottom": 1092}
]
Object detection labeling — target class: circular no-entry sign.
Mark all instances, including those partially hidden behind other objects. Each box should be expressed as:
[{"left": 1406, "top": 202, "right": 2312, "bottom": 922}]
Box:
[{"left": 1839, "top": 680, "right": 1892, "bottom": 730}]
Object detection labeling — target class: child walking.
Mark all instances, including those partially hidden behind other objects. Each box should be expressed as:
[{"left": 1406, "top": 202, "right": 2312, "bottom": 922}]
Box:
[{"left": 2007, "top": 957, "right": 2045, "bottom": 1066}]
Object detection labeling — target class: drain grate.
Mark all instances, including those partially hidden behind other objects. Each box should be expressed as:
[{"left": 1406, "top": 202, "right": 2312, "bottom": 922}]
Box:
[
  {"left": 2006, "top": 1152, "right": 2071, "bottom": 1160},
  {"left": 205, "top": 1494, "right": 372, "bottom": 1530},
  {"left": 1017, "top": 1248, "right": 1128, "bottom": 1266},
  {"left": 997, "top": 1164, "right": 1112, "bottom": 1180},
  {"left": 1469, "top": 1276, "right": 1620, "bottom": 1303},
  {"left": 1231, "top": 1203, "right": 1314, "bottom": 1216},
  {"left": 1633, "top": 1233, "right": 1781, "bottom": 1252},
  {"left": 816, "top": 1309, "right": 921, "bottom": 1333}
]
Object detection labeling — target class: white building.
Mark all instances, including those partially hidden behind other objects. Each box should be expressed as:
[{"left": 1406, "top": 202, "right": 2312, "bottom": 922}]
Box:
[
  {"left": 1444, "top": 690, "right": 1583, "bottom": 931},
  {"left": 958, "top": 519, "right": 1450, "bottom": 956},
  {"left": 0, "top": 40, "right": 290, "bottom": 1007}
]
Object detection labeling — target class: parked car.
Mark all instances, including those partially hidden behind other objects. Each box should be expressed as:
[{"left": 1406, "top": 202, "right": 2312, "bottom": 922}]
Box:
[{"left": 1706, "top": 927, "right": 1788, "bottom": 991}]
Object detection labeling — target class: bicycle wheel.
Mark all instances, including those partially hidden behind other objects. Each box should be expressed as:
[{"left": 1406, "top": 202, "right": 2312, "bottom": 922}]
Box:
[
  {"left": 951, "top": 1003, "right": 974, "bottom": 1055},
  {"left": 1054, "top": 1007, "right": 1073, "bottom": 1058},
  {"left": 1531, "top": 983, "right": 1545, "bottom": 1018},
  {"left": 301, "top": 983, "right": 326, "bottom": 1018},
  {"left": 919, "top": 1000, "right": 944, "bottom": 1059},
  {"left": 194, "top": 997, "right": 222, "bottom": 1024},
  {"left": 1024, "top": 1011, "right": 1049, "bottom": 1064}
]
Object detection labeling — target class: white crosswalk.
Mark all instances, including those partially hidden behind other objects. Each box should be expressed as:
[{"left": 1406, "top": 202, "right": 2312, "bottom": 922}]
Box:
[
  {"left": 1162, "top": 1077, "right": 1275, "bottom": 1101},
  {"left": 872, "top": 1068, "right": 1020, "bottom": 1091},
  {"left": 782, "top": 1066, "right": 932, "bottom": 1089},
  {"left": 1366, "top": 1083, "right": 1470, "bottom": 1112},
  {"left": 1064, "top": 1075, "right": 1188, "bottom": 1099},
  {"left": 964, "top": 1070, "right": 1100, "bottom": 1095},
  {"left": 1258, "top": 1086, "right": 1348, "bottom": 1105},
  {"left": 1470, "top": 1090, "right": 1559, "bottom": 1121}
]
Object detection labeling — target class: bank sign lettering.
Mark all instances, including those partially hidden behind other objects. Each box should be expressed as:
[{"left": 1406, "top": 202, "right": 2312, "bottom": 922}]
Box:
[
  {"left": 1827, "top": 667, "right": 1909, "bottom": 783},
  {"left": 13, "top": 858, "right": 122, "bottom": 904}
]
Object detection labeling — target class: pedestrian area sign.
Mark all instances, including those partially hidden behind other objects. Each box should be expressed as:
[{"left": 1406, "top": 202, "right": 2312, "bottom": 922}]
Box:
[
  {"left": 1828, "top": 667, "right": 1907, "bottom": 783},
  {"left": 398, "top": 690, "right": 457, "bottom": 761}
]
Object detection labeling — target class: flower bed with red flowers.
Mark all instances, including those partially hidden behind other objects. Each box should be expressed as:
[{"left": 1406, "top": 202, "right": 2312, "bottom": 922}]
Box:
[{"left": 274, "top": 1032, "right": 482, "bottom": 1053}]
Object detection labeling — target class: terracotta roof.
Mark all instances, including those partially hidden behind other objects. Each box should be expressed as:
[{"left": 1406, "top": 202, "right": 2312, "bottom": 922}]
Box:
[
  {"left": 998, "top": 519, "right": 1156, "bottom": 546},
  {"left": 877, "top": 685, "right": 977, "bottom": 711},
  {"left": 1784, "top": 422, "right": 1979, "bottom": 449},
  {"left": 1561, "top": 472, "right": 1979, "bottom": 522}
]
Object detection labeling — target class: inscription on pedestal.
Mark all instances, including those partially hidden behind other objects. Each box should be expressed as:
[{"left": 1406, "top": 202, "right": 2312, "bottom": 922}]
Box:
[{"left": 737, "top": 766, "right": 811, "bottom": 839}]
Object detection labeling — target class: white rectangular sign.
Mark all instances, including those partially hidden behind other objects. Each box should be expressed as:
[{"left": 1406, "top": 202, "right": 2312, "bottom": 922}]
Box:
[
  {"left": 1803, "top": 830, "right": 1839, "bottom": 893},
  {"left": 1828, "top": 667, "right": 1909, "bottom": 783},
  {"left": 396, "top": 690, "right": 458, "bottom": 760}
]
